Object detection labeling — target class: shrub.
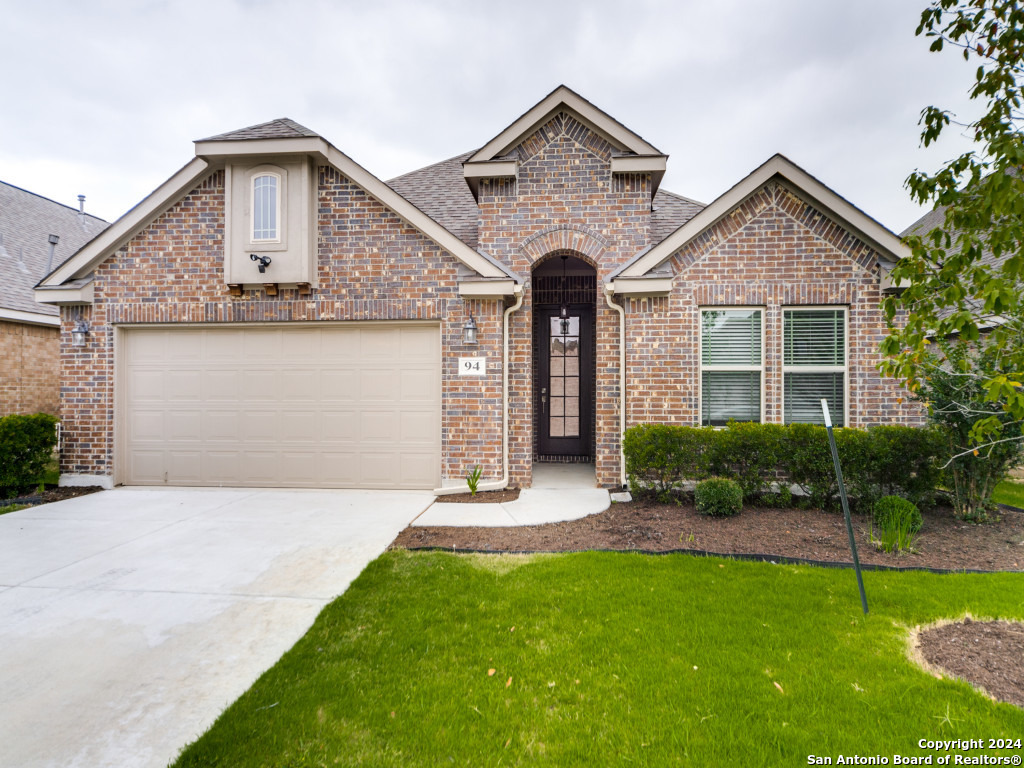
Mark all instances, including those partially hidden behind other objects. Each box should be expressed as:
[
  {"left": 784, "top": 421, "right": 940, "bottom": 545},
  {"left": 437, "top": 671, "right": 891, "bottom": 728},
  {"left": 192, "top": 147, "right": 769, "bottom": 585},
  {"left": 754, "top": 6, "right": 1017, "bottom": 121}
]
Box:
[
  {"left": 695, "top": 477, "right": 743, "bottom": 517},
  {"left": 912, "top": 343, "right": 1024, "bottom": 523},
  {"left": 707, "top": 421, "right": 785, "bottom": 498},
  {"left": 623, "top": 424, "right": 713, "bottom": 500},
  {"left": 858, "top": 425, "right": 945, "bottom": 509},
  {"left": 0, "top": 413, "right": 59, "bottom": 496},
  {"left": 871, "top": 495, "right": 923, "bottom": 553},
  {"left": 872, "top": 495, "right": 923, "bottom": 533}
]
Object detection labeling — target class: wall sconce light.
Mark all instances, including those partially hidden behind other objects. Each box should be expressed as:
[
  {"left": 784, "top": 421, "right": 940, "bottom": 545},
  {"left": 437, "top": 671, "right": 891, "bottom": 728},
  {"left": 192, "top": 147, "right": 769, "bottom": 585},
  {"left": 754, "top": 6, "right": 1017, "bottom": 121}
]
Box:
[
  {"left": 463, "top": 313, "right": 478, "bottom": 345},
  {"left": 71, "top": 320, "right": 90, "bottom": 348}
]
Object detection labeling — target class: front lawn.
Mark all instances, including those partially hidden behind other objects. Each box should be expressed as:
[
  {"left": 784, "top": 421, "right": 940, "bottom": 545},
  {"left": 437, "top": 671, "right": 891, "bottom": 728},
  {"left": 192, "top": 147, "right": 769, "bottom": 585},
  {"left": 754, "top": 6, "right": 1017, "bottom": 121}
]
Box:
[
  {"left": 994, "top": 479, "right": 1024, "bottom": 509},
  {"left": 173, "top": 551, "right": 1024, "bottom": 767}
]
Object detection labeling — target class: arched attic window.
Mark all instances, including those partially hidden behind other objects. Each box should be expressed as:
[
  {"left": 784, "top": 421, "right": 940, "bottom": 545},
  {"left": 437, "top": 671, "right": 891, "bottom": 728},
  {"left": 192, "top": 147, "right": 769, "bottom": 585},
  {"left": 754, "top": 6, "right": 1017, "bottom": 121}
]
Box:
[{"left": 251, "top": 172, "right": 281, "bottom": 241}]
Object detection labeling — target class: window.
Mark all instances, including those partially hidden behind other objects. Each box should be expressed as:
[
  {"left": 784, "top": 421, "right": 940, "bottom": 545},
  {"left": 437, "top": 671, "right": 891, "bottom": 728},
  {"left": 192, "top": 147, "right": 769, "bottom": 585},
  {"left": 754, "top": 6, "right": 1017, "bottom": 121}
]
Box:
[
  {"left": 783, "top": 308, "right": 847, "bottom": 426},
  {"left": 700, "top": 308, "right": 763, "bottom": 426},
  {"left": 251, "top": 173, "right": 280, "bottom": 241}
]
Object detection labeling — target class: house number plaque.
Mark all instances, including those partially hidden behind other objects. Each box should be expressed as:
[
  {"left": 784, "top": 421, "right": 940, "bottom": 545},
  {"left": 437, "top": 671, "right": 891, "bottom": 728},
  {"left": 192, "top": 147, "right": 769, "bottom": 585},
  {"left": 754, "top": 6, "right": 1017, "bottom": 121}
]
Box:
[{"left": 458, "top": 357, "right": 487, "bottom": 376}]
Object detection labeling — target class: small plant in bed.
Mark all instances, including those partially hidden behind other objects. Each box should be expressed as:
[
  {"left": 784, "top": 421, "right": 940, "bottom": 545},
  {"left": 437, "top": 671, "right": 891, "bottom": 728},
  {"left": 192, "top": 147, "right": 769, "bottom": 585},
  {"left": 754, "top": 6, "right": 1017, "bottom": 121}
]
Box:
[
  {"left": 694, "top": 477, "right": 742, "bottom": 517},
  {"left": 465, "top": 465, "right": 482, "bottom": 496},
  {"left": 871, "top": 495, "right": 923, "bottom": 554}
]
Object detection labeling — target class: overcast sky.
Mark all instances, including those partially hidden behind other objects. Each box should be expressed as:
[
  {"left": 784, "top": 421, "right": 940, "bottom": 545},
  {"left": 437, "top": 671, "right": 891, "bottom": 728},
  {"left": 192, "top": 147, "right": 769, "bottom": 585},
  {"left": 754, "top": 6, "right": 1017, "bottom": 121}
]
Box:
[{"left": 1, "top": 0, "right": 980, "bottom": 234}]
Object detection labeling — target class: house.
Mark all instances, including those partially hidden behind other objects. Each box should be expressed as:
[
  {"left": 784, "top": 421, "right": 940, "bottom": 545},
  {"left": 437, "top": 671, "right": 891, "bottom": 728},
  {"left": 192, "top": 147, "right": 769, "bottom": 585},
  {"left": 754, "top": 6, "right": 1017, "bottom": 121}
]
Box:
[
  {"left": 34, "top": 86, "right": 921, "bottom": 492},
  {"left": 1, "top": 182, "right": 107, "bottom": 417}
]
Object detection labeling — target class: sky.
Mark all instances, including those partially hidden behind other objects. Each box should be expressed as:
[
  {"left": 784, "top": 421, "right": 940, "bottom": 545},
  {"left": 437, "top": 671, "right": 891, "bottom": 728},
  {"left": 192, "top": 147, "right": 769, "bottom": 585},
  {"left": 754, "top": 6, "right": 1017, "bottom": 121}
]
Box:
[{"left": 0, "top": 0, "right": 981, "bottom": 234}]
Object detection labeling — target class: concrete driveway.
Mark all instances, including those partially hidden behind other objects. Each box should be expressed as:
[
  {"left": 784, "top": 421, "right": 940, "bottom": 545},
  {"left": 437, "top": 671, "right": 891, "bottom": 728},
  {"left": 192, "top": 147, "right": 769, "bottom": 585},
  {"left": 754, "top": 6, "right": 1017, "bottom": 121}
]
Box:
[{"left": 0, "top": 487, "right": 433, "bottom": 768}]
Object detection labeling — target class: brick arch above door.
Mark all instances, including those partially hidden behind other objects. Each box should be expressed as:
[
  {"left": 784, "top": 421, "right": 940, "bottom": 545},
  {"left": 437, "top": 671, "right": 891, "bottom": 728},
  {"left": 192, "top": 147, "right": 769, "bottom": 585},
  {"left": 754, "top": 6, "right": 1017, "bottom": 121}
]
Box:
[{"left": 520, "top": 224, "right": 609, "bottom": 265}]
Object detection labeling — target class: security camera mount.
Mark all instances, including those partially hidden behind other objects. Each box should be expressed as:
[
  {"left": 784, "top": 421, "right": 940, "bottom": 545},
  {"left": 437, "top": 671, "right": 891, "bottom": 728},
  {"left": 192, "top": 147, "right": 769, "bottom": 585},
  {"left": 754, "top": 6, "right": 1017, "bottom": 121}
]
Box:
[{"left": 250, "top": 253, "right": 272, "bottom": 273}]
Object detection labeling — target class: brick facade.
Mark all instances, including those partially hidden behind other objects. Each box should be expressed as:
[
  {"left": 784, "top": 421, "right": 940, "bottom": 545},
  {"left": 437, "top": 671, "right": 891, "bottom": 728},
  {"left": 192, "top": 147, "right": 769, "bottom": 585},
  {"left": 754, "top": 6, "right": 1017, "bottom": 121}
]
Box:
[
  {"left": 53, "top": 102, "right": 919, "bottom": 491},
  {"left": 59, "top": 169, "right": 505, "bottom": 483},
  {"left": 0, "top": 320, "right": 60, "bottom": 416},
  {"left": 625, "top": 182, "right": 922, "bottom": 431}
]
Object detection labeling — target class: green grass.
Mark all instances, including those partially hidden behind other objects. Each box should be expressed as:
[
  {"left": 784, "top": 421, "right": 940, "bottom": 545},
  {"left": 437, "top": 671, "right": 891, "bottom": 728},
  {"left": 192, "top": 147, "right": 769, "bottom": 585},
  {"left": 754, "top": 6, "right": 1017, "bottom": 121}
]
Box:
[
  {"left": 173, "top": 551, "right": 1024, "bottom": 767},
  {"left": 993, "top": 479, "right": 1024, "bottom": 508},
  {"left": 0, "top": 503, "right": 27, "bottom": 515}
]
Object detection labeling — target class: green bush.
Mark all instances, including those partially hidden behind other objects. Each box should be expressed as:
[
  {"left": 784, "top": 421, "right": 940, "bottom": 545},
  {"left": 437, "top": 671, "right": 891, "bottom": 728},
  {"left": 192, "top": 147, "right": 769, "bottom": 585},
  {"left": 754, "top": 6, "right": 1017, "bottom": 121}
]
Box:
[
  {"left": 707, "top": 421, "right": 785, "bottom": 498},
  {"left": 871, "top": 495, "right": 923, "bottom": 553},
  {"left": 0, "top": 414, "right": 59, "bottom": 496},
  {"left": 623, "top": 424, "right": 713, "bottom": 500},
  {"left": 872, "top": 495, "right": 923, "bottom": 533},
  {"left": 695, "top": 477, "right": 743, "bottom": 517},
  {"left": 858, "top": 425, "right": 945, "bottom": 509}
]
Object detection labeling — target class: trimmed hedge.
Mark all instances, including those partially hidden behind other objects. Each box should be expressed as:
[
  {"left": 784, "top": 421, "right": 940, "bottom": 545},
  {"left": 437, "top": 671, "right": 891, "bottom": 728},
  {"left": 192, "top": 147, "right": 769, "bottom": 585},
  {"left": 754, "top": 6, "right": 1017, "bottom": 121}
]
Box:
[
  {"left": 0, "top": 413, "right": 58, "bottom": 495},
  {"left": 623, "top": 421, "right": 944, "bottom": 510},
  {"left": 695, "top": 478, "right": 743, "bottom": 517}
]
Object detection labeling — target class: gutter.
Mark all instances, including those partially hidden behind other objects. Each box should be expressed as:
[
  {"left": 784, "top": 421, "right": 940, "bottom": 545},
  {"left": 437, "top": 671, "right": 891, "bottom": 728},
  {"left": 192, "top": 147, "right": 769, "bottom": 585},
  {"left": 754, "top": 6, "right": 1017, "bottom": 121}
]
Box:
[
  {"left": 603, "top": 284, "right": 627, "bottom": 487},
  {"left": 434, "top": 284, "right": 525, "bottom": 495}
]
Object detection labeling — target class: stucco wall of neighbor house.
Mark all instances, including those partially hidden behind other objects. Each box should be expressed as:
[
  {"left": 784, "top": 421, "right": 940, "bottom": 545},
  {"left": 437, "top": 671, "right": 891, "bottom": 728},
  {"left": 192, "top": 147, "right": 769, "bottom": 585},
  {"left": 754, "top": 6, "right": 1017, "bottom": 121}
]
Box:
[
  {"left": 625, "top": 181, "right": 924, "bottom": 430},
  {"left": 476, "top": 113, "right": 653, "bottom": 487},
  {"left": 0, "top": 320, "right": 60, "bottom": 416},
  {"left": 59, "top": 168, "right": 505, "bottom": 485}
]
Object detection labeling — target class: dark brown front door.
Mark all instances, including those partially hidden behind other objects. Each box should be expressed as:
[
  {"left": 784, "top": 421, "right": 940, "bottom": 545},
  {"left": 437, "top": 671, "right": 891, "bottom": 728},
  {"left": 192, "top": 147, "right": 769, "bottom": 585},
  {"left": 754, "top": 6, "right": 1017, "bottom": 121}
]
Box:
[{"left": 537, "top": 306, "right": 593, "bottom": 456}]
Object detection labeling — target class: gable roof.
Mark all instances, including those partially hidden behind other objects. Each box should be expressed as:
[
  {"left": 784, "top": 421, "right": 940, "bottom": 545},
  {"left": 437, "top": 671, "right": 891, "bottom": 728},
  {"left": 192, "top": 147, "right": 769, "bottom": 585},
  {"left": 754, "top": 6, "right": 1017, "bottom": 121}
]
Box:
[
  {"left": 468, "top": 85, "right": 663, "bottom": 162},
  {"left": 37, "top": 122, "right": 515, "bottom": 295},
  {"left": 198, "top": 118, "right": 321, "bottom": 142},
  {"left": 611, "top": 154, "right": 909, "bottom": 287},
  {"left": 463, "top": 85, "right": 669, "bottom": 199},
  {"left": 0, "top": 181, "right": 107, "bottom": 322},
  {"left": 387, "top": 154, "right": 704, "bottom": 253}
]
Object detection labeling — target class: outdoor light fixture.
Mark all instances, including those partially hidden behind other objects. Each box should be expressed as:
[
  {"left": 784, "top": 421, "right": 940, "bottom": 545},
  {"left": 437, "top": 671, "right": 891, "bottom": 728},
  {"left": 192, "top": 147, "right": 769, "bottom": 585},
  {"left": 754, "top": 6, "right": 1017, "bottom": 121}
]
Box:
[
  {"left": 71, "top": 320, "right": 89, "bottom": 348},
  {"left": 463, "top": 313, "right": 478, "bottom": 345},
  {"left": 250, "top": 253, "right": 272, "bottom": 273},
  {"left": 559, "top": 254, "right": 571, "bottom": 335}
]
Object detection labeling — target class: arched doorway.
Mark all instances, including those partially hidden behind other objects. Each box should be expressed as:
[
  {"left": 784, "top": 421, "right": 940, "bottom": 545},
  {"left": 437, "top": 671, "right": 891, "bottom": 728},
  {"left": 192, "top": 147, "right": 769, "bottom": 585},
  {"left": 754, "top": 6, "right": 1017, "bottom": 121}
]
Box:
[{"left": 532, "top": 253, "right": 597, "bottom": 461}]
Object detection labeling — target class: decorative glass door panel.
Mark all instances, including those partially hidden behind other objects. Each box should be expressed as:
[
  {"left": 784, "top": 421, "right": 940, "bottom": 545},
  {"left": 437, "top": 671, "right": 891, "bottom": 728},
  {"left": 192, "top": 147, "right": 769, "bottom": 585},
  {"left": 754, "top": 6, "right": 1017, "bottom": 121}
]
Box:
[{"left": 538, "top": 308, "right": 592, "bottom": 456}]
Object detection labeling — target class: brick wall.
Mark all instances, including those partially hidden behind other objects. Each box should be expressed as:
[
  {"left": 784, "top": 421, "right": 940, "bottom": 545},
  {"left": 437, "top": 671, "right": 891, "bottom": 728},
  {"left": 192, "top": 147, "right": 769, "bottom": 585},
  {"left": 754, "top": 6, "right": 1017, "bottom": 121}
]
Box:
[
  {"left": 624, "top": 181, "right": 923, "bottom": 431},
  {"left": 0, "top": 320, "right": 60, "bottom": 416},
  {"left": 59, "top": 168, "right": 505, "bottom": 484},
  {"left": 476, "top": 112, "right": 652, "bottom": 487}
]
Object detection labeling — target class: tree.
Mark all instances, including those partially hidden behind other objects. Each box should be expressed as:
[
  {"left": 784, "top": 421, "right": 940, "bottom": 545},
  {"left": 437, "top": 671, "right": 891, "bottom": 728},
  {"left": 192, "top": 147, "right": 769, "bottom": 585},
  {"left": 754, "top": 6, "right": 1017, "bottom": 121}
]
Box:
[
  {"left": 912, "top": 342, "right": 1024, "bottom": 520},
  {"left": 880, "top": 0, "right": 1024, "bottom": 449}
]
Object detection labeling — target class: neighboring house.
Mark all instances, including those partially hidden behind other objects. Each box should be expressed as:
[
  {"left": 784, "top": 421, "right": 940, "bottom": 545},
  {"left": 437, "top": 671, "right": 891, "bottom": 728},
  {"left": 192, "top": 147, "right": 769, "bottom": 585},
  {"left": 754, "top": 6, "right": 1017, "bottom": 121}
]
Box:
[
  {"left": 35, "top": 86, "right": 920, "bottom": 491},
  {"left": 0, "top": 182, "right": 107, "bottom": 416}
]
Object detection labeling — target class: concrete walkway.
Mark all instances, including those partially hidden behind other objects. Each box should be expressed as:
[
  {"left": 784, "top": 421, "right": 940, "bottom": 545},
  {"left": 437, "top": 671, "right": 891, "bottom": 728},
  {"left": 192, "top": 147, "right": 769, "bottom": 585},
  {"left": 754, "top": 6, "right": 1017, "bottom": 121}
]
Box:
[
  {"left": 414, "top": 463, "right": 611, "bottom": 527},
  {"left": 0, "top": 487, "right": 433, "bottom": 768}
]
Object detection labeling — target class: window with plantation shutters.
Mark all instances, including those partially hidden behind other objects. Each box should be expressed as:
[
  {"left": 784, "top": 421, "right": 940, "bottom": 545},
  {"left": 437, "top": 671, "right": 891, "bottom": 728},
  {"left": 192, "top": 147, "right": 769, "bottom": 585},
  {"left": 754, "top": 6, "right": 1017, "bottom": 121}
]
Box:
[
  {"left": 783, "top": 308, "right": 847, "bottom": 426},
  {"left": 700, "top": 308, "right": 763, "bottom": 426}
]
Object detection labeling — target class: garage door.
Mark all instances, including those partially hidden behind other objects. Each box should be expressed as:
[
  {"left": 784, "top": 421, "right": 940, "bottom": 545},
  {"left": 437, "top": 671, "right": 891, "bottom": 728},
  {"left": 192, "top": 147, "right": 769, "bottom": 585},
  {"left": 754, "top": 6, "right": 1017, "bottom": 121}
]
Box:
[{"left": 121, "top": 325, "right": 440, "bottom": 489}]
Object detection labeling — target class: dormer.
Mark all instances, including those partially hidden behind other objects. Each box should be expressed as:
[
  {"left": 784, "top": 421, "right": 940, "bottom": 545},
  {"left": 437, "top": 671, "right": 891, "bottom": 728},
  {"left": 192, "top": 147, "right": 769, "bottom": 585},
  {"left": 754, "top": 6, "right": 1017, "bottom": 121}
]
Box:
[
  {"left": 462, "top": 85, "right": 668, "bottom": 201},
  {"left": 195, "top": 118, "right": 325, "bottom": 289}
]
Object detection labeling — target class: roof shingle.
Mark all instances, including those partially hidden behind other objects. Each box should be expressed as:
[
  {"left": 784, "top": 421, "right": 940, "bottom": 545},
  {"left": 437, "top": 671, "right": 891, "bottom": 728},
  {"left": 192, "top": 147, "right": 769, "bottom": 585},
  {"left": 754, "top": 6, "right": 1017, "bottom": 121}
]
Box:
[
  {"left": 0, "top": 181, "right": 108, "bottom": 317},
  {"left": 198, "top": 118, "right": 320, "bottom": 142}
]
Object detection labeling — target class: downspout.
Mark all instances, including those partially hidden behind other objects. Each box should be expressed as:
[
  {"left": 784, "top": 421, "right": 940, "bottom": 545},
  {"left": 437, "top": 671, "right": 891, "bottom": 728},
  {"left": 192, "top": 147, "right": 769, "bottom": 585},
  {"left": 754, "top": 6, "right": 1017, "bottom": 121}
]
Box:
[
  {"left": 604, "top": 284, "right": 627, "bottom": 487},
  {"left": 434, "top": 284, "right": 525, "bottom": 495}
]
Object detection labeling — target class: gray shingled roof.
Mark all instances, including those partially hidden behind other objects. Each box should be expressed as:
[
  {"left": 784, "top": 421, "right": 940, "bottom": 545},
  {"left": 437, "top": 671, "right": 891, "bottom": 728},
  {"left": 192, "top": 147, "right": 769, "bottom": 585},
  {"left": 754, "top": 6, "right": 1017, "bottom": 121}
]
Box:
[
  {"left": 198, "top": 118, "right": 320, "bottom": 142},
  {"left": 387, "top": 152, "right": 704, "bottom": 252},
  {"left": 0, "top": 181, "right": 108, "bottom": 317}
]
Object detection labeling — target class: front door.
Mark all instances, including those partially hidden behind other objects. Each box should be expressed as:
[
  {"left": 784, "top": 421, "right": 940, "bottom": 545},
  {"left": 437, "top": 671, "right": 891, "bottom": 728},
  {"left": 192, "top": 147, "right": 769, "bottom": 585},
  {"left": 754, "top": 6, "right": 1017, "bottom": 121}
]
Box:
[{"left": 537, "top": 306, "right": 593, "bottom": 456}]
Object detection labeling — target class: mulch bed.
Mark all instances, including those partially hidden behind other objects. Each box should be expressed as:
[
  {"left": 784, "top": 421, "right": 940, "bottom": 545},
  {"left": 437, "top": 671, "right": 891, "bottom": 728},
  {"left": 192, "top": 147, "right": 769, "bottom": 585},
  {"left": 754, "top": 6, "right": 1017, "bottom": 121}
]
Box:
[
  {"left": 1, "top": 485, "right": 103, "bottom": 509},
  {"left": 916, "top": 618, "right": 1024, "bottom": 709},
  {"left": 392, "top": 497, "right": 1024, "bottom": 709},
  {"left": 436, "top": 488, "right": 521, "bottom": 504},
  {"left": 392, "top": 498, "right": 1024, "bottom": 572}
]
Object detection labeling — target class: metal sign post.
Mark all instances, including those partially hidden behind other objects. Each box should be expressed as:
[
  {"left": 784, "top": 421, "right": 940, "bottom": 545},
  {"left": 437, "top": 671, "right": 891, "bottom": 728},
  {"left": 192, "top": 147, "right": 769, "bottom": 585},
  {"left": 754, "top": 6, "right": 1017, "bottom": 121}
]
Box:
[{"left": 822, "top": 400, "right": 869, "bottom": 615}]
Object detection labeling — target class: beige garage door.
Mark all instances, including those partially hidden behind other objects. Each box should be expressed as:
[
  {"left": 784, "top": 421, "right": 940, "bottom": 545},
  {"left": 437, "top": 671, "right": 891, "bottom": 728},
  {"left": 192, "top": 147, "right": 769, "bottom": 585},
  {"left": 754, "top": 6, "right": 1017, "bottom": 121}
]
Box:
[{"left": 121, "top": 324, "right": 440, "bottom": 489}]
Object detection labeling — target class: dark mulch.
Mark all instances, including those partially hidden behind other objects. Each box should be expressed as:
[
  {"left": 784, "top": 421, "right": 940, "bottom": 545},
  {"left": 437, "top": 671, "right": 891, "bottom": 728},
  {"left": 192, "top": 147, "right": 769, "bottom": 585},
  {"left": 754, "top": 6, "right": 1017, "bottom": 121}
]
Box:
[
  {"left": 393, "top": 498, "right": 1024, "bottom": 572},
  {"left": 436, "top": 488, "right": 521, "bottom": 504},
  {"left": 917, "top": 618, "right": 1024, "bottom": 708},
  {"left": 1, "top": 485, "right": 103, "bottom": 509}
]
